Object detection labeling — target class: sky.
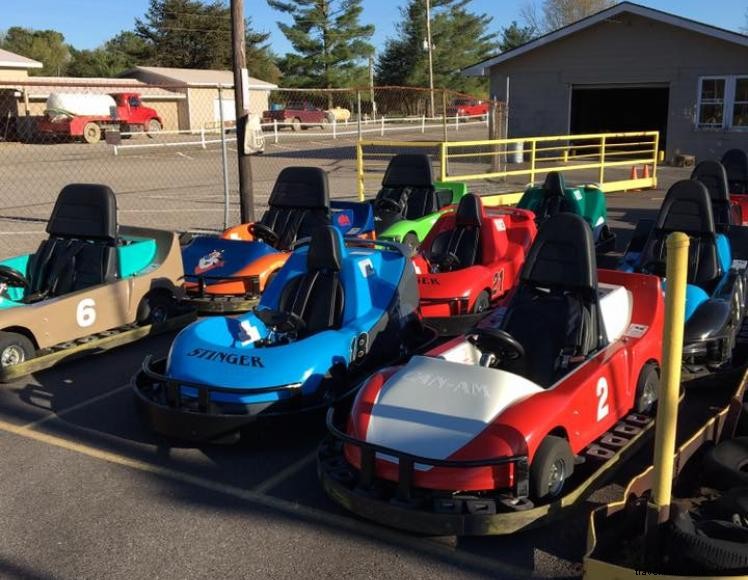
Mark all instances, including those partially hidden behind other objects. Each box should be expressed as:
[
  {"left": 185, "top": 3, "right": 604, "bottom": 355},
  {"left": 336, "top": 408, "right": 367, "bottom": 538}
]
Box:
[{"left": 5, "top": 0, "right": 747, "bottom": 54}]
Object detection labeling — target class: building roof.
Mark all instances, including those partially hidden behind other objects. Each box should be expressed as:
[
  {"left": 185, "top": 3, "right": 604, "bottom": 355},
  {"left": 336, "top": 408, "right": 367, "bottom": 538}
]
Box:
[
  {"left": 0, "top": 48, "right": 43, "bottom": 69},
  {"left": 121, "top": 66, "right": 278, "bottom": 90},
  {"left": 463, "top": 1, "right": 748, "bottom": 76},
  {"left": 19, "top": 77, "right": 184, "bottom": 100}
]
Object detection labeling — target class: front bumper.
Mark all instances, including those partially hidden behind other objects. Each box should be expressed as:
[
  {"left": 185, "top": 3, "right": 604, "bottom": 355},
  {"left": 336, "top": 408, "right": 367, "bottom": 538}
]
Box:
[{"left": 181, "top": 273, "right": 261, "bottom": 313}]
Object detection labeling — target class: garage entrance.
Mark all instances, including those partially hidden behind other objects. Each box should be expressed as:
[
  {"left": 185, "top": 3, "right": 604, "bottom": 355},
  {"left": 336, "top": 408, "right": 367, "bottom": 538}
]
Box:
[{"left": 570, "top": 85, "right": 669, "bottom": 150}]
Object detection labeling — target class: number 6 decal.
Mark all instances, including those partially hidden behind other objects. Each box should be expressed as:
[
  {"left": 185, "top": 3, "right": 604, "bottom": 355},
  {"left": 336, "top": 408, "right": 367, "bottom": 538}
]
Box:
[
  {"left": 76, "top": 298, "right": 96, "bottom": 328},
  {"left": 596, "top": 377, "right": 610, "bottom": 422}
]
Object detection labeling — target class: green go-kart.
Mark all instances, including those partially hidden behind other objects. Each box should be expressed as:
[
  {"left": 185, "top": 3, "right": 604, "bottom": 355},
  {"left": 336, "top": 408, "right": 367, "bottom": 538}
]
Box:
[
  {"left": 373, "top": 154, "right": 468, "bottom": 250},
  {"left": 518, "top": 171, "right": 616, "bottom": 253}
]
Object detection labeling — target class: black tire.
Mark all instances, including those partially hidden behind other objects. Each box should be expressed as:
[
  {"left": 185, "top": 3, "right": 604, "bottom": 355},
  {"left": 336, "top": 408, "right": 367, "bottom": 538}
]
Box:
[
  {"left": 634, "top": 362, "right": 660, "bottom": 414},
  {"left": 472, "top": 291, "right": 490, "bottom": 314},
  {"left": 402, "top": 232, "right": 419, "bottom": 252},
  {"left": 703, "top": 437, "right": 748, "bottom": 490},
  {"left": 530, "top": 435, "right": 574, "bottom": 500},
  {"left": 0, "top": 331, "right": 35, "bottom": 369},
  {"left": 137, "top": 292, "right": 174, "bottom": 326}
]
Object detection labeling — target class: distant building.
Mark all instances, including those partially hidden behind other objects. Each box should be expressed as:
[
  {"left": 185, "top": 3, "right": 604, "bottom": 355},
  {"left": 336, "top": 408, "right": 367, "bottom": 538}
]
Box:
[{"left": 464, "top": 1, "right": 748, "bottom": 161}]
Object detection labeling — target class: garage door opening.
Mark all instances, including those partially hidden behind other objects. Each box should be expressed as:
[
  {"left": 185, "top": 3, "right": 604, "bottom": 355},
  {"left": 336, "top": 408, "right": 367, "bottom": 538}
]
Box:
[{"left": 570, "top": 85, "right": 669, "bottom": 150}]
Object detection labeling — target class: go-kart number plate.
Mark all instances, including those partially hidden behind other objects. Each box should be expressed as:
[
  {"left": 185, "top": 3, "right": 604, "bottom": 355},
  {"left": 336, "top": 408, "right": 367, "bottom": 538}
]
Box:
[
  {"left": 76, "top": 298, "right": 96, "bottom": 328},
  {"left": 624, "top": 324, "right": 647, "bottom": 338}
]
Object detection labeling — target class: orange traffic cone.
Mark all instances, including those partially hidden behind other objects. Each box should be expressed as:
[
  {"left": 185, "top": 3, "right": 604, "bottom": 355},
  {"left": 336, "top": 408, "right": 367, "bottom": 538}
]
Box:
[
  {"left": 629, "top": 165, "right": 640, "bottom": 180},
  {"left": 642, "top": 164, "right": 650, "bottom": 179}
]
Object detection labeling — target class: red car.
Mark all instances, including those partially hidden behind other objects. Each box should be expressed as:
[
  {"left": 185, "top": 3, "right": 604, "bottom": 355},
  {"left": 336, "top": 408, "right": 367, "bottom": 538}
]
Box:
[
  {"left": 447, "top": 98, "right": 489, "bottom": 118},
  {"left": 412, "top": 193, "right": 536, "bottom": 333},
  {"left": 319, "top": 213, "right": 664, "bottom": 535}
]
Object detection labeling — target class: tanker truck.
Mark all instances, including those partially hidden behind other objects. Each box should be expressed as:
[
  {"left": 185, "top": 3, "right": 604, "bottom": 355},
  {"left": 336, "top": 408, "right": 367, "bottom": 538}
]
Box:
[{"left": 37, "top": 92, "right": 162, "bottom": 144}]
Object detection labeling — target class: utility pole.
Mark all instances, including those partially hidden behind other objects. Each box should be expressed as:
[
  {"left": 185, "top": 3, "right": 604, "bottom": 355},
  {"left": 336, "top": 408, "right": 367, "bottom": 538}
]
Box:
[
  {"left": 369, "top": 54, "right": 376, "bottom": 120},
  {"left": 425, "top": 0, "right": 435, "bottom": 119},
  {"left": 230, "top": 0, "right": 254, "bottom": 223}
]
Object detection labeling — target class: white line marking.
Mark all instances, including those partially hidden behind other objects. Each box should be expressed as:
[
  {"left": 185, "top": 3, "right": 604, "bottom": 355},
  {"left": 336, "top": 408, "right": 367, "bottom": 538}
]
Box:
[
  {"left": 251, "top": 450, "right": 317, "bottom": 493},
  {"left": 176, "top": 152, "right": 194, "bottom": 160}
]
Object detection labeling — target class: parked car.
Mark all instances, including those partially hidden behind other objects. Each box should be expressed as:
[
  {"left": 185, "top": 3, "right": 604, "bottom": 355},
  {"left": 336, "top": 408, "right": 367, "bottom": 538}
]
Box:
[
  {"left": 446, "top": 98, "right": 489, "bottom": 118},
  {"left": 262, "top": 101, "right": 330, "bottom": 131}
]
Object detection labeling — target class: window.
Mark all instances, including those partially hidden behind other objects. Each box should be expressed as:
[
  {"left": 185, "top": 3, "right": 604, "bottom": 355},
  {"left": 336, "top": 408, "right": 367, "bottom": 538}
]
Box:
[{"left": 697, "top": 76, "right": 748, "bottom": 130}]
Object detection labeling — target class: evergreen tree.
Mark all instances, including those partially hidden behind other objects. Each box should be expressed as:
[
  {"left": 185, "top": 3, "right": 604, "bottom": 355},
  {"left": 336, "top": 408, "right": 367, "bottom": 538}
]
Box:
[
  {"left": 268, "top": 0, "right": 375, "bottom": 89},
  {"left": 499, "top": 21, "right": 537, "bottom": 52},
  {"left": 0, "top": 27, "right": 70, "bottom": 76},
  {"left": 67, "top": 32, "right": 151, "bottom": 77}
]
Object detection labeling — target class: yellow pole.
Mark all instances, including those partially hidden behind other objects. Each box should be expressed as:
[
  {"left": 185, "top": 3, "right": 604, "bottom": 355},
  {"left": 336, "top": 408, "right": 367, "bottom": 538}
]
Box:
[
  {"left": 649, "top": 232, "right": 689, "bottom": 524},
  {"left": 440, "top": 142, "right": 447, "bottom": 182},
  {"left": 652, "top": 132, "right": 660, "bottom": 188},
  {"left": 356, "top": 142, "right": 365, "bottom": 201},
  {"left": 599, "top": 136, "right": 606, "bottom": 184},
  {"left": 529, "top": 140, "right": 537, "bottom": 184}
]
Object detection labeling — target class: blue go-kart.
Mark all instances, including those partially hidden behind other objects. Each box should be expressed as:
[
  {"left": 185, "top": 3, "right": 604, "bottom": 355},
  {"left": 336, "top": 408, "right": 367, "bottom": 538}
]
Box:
[{"left": 134, "top": 226, "right": 432, "bottom": 442}]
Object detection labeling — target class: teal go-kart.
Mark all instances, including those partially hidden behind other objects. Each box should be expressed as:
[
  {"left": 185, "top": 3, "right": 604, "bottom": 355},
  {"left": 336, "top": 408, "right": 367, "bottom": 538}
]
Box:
[
  {"left": 518, "top": 171, "right": 616, "bottom": 253},
  {"left": 133, "top": 226, "right": 434, "bottom": 443},
  {"left": 373, "top": 154, "right": 468, "bottom": 250}
]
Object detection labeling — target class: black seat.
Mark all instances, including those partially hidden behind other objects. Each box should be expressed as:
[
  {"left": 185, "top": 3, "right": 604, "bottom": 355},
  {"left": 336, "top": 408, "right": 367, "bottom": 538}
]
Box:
[
  {"left": 374, "top": 154, "right": 437, "bottom": 232},
  {"left": 277, "top": 226, "right": 344, "bottom": 337},
  {"left": 427, "top": 194, "right": 483, "bottom": 271},
  {"left": 638, "top": 180, "right": 721, "bottom": 288},
  {"left": 722, "top": 149, "right": 748, "bottom": 195},
  {"left": 535, "top": 172, "right": 571, "bottom": 221},
  {"left": 500, "top": 213, "right": 605, "bottom": 387},
  {"left": 28, "top": 183, "right": 119, "bottom": 299},
  {"left": 258, "top": 167, "right": 331, "bottom": 250},
  {"left": 691, "top": 160, "right": 735, "bottom": 227}
]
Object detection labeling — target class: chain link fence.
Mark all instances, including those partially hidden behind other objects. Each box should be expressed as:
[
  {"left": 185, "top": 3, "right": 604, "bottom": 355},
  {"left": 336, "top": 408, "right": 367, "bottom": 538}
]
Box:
[{"left": 0, "top": 80, "right": 503, "bottom": 256}]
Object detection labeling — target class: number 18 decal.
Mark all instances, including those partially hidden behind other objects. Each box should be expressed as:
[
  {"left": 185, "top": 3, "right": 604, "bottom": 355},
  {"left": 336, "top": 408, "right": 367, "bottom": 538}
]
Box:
[
  {"left": 76, "top": 298, "right": 96, "bottom": 328},
  {"left": 596, "top": 377, "right": 609, "bottom": 422}
]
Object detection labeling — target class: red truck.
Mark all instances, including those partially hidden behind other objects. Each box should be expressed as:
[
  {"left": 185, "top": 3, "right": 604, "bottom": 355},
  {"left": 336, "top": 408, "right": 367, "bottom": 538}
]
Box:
[
  {"left": 37, "top": 92, "right": 162, "bottom": 144},
  {"left": 262, "top": 101, "right": 331, "bottom": 131},
  {"left": 447, "top": 98, "right": 489, "bottom": 119}
]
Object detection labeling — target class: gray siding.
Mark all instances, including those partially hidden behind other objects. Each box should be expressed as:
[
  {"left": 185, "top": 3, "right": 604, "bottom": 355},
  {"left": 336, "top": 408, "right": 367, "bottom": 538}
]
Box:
[{"left": 486, "top": 12, "right": 748, "bottom": 161}]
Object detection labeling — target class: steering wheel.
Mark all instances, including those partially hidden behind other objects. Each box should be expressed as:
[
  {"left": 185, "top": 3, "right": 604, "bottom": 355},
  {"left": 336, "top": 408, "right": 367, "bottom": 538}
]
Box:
[
  {"left": 249, "top": 222, "right": 279, "bottom": 245},
  {"left": 0, "top": 265, "right": 29, "bottom": 289},
  {"left": 375, "top": 197, "right": 403, "bottom": 214},
  {"left": 639, "top": 260, "right": 667, "bottom": 277},
  {"left": 255, "top": 309, "right": 306, "bottom": 335},
  {"left": 433, "top": 252, "right": 461, "bottom": 272},
  {"left": 467, "top": 328, "right": 525, "bottom": 363}
]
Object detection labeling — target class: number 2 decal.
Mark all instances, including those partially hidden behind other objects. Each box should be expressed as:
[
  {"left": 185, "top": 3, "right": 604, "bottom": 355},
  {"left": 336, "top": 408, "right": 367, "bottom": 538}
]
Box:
[
  {"left": 596, "top": 377, "right": 609, "bottom": 422},
  {"left": 76, "top": 298, "right": 96, "bottom": 328}
]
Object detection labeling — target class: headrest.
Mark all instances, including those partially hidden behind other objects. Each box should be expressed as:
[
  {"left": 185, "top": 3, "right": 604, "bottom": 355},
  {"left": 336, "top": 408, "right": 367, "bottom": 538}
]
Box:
[
  {"left": 307, "top": 226, "right": 343, "bottom": 272},
  {"left": 656, "top": 180, "right": 714, "bottom": 235},
  {"left": 520, "top": 213, "right": 597, "bottom": 293},
  {"left": 382, "top": 154, "right": 433, "bottom": 188},
  {"left": 722, "top": 149, "right": 748, "bottom": 182},
  {"left": 455, "top": 193, "right": 483, "bottom": 227},
  {"left": 691, "top": 160, "right": 729, "bottom": 203},
  {"left": 47, "top": 183, "right": 117, "bottom": 240},
  {"left": 269, "top": 167, "right": 330, "bottom": 210},
  {"left": 543, "top": 171, "right": 566, "bottom": 197}
]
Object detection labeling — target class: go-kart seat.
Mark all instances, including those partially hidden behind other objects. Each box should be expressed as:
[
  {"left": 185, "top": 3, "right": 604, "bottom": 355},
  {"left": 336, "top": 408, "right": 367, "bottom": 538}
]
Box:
[
  {"left": 374, "top": 154, "right": 438, "bottom": 232},
  {"left": 277, "top": 226, "right": 345, "bottom": 337},
  {"left": 257, "top": 167, "right": 331, "bottom": 250},
  {"left": 427, "top": 194, "right": 483, "bottom": 271},
  {"left": 691, "top": 160, "right": 737, "bottom": 227},
  {"left": 500, "top": 213, "right": 606, "bottom": 387},
  {"left": 535, "top": 172, "right": 572, "bottom": 221},
  {"left": 638, "top": 180, "right": 722, "bottom": 288},
  {"left": 722, "top": 149, "right": 748, "bottom": 194},
  {"left": 28, "top": 183, "right": 119, "bottom": 299}
]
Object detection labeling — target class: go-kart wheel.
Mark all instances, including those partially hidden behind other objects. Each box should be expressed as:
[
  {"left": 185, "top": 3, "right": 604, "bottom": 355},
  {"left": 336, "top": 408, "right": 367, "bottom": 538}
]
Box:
[
  {"left": 375, "top": 197, "right": 403, "bottom": 214},
  {"left": 635, "top": 362, "right": 659, "bottom": 414},
  {"left": 0, "top": 265, "right": 29, "bottom": 290},
  {"left": 137, "top": 292, "right": 174, "bottom": 326},
  {"left": 249, "top": 222, "right": 279, "bottom": 245},
  {"left": 472, "top": 291, "right": 490, "bottom": 313},
  {"left": 467, "top": 327, "right": 525, "bottom": 362},
  {"left": 530, "top": 435, "right": 574, "bottom": 500},
  {"left": 0, "top": 331, "right": 35, "bottom": 369}
]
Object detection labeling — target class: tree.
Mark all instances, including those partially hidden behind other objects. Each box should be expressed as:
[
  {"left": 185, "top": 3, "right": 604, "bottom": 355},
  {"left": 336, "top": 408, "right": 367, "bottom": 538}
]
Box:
[
  {"left": 0, "top": 27, "right": 70, "bottom": 76},
  {"left": 67, "top": 32, "right": 151, "bottom": 77},
  {"left": 376, "top": 0, "right": 497, "bottom": 95},
  {"left": 522, "top": 0, "right": 617, "bottom": 33},
  {"left": 268, "top": 0, "right": 374, "bottom": 89},
  {"left": 499, "top": 21, "right": 537, "bottom": 52}
]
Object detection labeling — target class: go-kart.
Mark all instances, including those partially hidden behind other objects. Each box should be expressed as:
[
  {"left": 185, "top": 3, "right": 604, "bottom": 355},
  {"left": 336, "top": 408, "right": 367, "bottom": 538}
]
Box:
[
  {"left": 620, "top": 179, "right": 748, "bottom": 371},
  {"left": 373, "top": 154, "right": 468, "bottom": 250},
  {"left": 134, "top": 226, "right": 433, "bottom": 443},
  {"left": 0, "top": 184, "right": 187, "bottom": 381},
  {"left": 181, "top": 166, "right": 374, "bottom": 313},
  {"left": 517, "top": 171, "right": 616, "bottom": 252},
  {"left": 723, "top": 148, "right": 748, "bottom": 224},
  {"left": 412, "top": 193, "right": 537, "bottom": 335},
  {"left": 319, "top": 212, "right": 664, "bottom": 535},
  {"left": 690, "top": 159, "right": 743, "bottom": 227}
]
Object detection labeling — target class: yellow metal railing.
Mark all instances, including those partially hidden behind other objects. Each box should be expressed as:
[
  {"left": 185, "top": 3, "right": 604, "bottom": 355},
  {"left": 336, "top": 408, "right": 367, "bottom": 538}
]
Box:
[{"left": 356, "top": 131, "right": 660, "bottom": 202}]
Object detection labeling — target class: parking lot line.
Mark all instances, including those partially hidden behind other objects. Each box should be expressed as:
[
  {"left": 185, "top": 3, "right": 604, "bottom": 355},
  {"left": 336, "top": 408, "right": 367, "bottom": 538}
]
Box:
[
  {"left": 250, "top": 449, "right": 318, "bottom": 494},
  {"left": 0, "top": 417, "right": 529, "bottom": 578}
]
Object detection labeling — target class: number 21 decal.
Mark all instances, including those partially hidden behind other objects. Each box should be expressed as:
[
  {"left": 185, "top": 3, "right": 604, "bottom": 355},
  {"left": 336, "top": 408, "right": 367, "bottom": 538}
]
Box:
[
  {"left": 76, "top": 298, "right": 96, "bottom": 328},
  {"left": 596, "top": 377, "right": 609, "bottom": 422}
]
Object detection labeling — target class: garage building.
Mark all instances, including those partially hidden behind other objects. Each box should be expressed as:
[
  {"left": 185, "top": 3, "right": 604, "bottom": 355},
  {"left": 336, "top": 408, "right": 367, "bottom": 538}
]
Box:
[{"left": 464, "top": 1, "right": 748, "bottom": 161}]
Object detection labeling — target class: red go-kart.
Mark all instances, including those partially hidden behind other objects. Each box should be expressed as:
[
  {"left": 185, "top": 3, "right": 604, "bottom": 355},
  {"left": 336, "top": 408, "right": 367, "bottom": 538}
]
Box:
[
  {"left": 723, "top": 149, "right": 748, "bottom": 225},
  {"left": 412, "top": 193, "right": 536, "bottom": 335},
  {"left": 319, "top": 213, "right": 664, "bottom": 535}
]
